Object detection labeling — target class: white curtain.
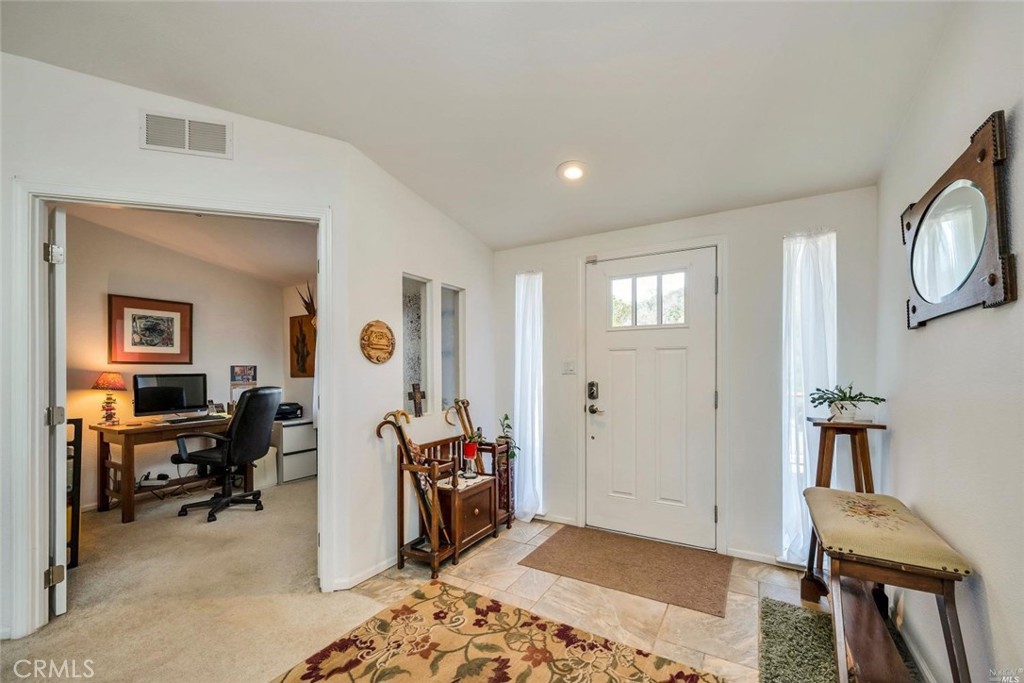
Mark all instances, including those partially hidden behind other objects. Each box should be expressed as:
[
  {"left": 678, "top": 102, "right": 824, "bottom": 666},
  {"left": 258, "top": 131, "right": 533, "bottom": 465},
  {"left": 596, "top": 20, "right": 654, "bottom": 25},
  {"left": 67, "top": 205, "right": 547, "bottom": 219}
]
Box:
[
  {"left": 514, "top": 272, "right": 543, "bottom": 521},
  {"left": 780, "top": 232, "right": 836, "bottom": 565}
]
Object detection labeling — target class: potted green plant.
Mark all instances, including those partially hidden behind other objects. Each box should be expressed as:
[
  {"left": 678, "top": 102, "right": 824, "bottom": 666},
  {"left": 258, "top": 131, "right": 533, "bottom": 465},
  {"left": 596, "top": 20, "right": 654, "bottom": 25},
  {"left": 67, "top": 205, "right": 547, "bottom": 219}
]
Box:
[
  {"left": 810, "top": 383, "right": 886, "bottom": 422},
  {"left": 496, "top": 414, "right": 520, "bottom": 459}
]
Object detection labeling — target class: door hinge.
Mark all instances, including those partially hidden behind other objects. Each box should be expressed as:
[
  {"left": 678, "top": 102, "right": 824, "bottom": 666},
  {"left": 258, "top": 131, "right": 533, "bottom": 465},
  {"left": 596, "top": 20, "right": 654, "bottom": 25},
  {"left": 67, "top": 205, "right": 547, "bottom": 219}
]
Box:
[
  {"left": 43, "top": 242, "right": 65, "bottom": 265},
  {"left": 585, "top": 255, "right": 598, "bottom": 265},
  {"left": 714, "top": 275, "right": 719, "bottom": 295},
  {"left": 45, "top": 406, "right": 66, "bottom": 427},
  {"left": 714, "top": 506, "right": 719, "bottom": 524},
  {"left": 317, "top": 533, "right": 320, "bottom": 547},
  {"left": 44, "top": 565, "right": 66, "bottom": 589},
  {"left": 713, "top": 391, "right": 718, "bottom": 410}
]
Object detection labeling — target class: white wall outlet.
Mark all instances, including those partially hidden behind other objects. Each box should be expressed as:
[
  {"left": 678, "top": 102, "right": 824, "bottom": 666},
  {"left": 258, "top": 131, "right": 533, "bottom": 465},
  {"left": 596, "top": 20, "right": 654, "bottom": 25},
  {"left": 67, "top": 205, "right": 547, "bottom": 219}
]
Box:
[{"left": 562, "top": 361, "right": 576, "bottom": 375}]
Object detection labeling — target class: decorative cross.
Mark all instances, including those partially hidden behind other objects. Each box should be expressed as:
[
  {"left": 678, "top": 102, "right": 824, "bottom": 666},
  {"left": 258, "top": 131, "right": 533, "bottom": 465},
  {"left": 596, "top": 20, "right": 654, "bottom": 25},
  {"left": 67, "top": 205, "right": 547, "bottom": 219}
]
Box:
[{"left": 407, "top": 383, "right": 426, "bottom": 417}]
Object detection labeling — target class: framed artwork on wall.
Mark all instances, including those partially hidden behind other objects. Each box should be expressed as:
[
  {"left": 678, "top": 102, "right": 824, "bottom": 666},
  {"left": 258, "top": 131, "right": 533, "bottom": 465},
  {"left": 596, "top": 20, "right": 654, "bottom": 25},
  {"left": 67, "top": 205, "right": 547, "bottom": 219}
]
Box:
[
  {"left": 290, "top": 314, "right": 316, "bottom": 378},
  {"left": 108, "top": 294, "right": 193, "bottom": 364}
]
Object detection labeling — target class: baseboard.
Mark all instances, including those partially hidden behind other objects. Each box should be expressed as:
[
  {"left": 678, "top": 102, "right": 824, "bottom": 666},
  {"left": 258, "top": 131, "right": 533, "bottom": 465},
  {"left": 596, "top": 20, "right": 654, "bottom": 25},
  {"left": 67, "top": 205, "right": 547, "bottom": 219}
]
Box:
[
  {"left": 533, "top": 513, "right": 578, "bottom": 526},
  {"left": 81, "top": 502, "right": 98, "bottom": 513},
  {"left": 895, "top": 621, "right": 940, "bottom": 683},
  {"left": 328, "top": 556, "right": 397, "bottom": 592},
  {"left": 726, "top": 547, "right": 782, "bottom": 565}
]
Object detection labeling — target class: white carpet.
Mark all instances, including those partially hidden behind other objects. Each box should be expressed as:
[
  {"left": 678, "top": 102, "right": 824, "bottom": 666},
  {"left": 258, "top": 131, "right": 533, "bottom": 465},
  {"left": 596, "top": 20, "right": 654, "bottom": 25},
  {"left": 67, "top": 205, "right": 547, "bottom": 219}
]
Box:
[{"left": 0, "top": 479, "right": 384, "bottom": 683}]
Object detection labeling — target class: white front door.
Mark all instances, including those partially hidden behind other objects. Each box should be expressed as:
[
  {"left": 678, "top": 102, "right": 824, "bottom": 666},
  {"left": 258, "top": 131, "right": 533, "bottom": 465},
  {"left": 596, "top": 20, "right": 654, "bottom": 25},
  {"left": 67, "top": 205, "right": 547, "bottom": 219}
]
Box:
[{"left": 585, "top": 247, "right": 717, "bottom": 548}]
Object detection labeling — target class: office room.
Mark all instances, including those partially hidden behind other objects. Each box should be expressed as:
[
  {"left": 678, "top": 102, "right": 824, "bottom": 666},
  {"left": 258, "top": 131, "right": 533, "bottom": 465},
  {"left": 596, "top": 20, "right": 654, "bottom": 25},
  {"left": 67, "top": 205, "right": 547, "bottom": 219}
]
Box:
[
  {"left": 57, "top": 203, "right": 322, "bottom": 638},
  {"left": 1, "top": 3, "right": 1022, "bottom": 683}
]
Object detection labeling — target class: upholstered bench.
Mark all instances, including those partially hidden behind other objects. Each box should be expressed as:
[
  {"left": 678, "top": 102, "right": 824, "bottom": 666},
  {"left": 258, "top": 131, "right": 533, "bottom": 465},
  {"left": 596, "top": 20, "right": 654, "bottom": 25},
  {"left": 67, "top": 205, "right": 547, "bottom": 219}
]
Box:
[{"left": 801, "top": 487, "right": 973, "bottom": 683}]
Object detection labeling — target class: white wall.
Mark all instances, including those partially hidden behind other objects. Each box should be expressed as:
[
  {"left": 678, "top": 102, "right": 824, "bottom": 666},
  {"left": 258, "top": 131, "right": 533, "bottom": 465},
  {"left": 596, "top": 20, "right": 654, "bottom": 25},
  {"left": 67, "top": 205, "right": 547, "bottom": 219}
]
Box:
[
  {"left": 282, "top": 282, "right": 317, "bottom": 412},
  {"left": 493, "top": 187, "right": 879, "bottom": 560},
  {"left": 0, "top": 54, "right": 495, "bottom": 636},
  {"left": 66, "top": 217, "right": 286, "bottom": 509},
  {"left": 341, "top": 146, "right": 495, "bottom": 585},
  {"left": 874, "top": 4, "right": 1024, "bottom": 679}
]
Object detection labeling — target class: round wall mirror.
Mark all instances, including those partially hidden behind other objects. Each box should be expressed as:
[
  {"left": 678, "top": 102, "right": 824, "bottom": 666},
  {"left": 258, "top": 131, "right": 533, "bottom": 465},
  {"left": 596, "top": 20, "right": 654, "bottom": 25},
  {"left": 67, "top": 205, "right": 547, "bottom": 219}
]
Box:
[{"left": 911, "top": 179, "right": 988, "bottom": 303}]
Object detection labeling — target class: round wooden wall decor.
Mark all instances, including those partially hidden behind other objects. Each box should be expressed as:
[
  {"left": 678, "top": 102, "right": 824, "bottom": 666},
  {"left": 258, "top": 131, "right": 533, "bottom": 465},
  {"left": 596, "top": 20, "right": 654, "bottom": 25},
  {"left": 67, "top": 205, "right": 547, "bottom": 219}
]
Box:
[{"left": 360, "top": 320, "right": 396, "bottom": 364}]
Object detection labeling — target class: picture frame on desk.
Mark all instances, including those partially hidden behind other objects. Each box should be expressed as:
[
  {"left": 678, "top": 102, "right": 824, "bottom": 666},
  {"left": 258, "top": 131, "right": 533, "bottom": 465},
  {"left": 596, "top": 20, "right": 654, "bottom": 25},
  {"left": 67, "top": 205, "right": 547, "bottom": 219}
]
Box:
[{"left": 107, "top": 294, "right": 193, "bottom": 364}]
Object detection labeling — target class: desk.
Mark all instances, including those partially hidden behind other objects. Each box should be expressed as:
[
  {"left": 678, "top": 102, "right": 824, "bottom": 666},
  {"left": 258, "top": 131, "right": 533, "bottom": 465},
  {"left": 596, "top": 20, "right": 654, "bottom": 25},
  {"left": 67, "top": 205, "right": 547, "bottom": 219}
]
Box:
[{"left": 90, "top": 419, "right": 253, "bottom": 523}]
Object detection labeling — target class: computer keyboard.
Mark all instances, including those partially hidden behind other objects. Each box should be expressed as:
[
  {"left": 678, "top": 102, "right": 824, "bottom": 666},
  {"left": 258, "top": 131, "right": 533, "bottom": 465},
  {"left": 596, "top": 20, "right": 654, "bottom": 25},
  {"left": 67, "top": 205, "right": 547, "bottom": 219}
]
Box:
[{"left": 165, "top": 415, "right": 226, "bottom": 425}]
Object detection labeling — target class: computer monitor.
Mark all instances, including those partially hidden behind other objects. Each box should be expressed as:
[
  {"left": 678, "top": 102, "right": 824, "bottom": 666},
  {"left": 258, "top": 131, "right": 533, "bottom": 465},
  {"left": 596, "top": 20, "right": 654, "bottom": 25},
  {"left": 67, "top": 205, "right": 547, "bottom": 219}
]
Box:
[{"left": 132, "top": 373, "right": 208, "bottom": 416}]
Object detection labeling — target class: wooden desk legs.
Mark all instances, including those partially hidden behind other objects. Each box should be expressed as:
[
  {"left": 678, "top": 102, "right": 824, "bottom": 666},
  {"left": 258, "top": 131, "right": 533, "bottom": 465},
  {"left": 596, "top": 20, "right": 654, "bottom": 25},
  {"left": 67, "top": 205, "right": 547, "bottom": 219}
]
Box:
[
  {"left": 96, "top": 434, "right": 135, "bottom": 522},
  {"left": 120, "top": 441, "right": 136, "bottom": 523},
  {"left": 96, "top": 433, "right": 111, "bottom": 512}
]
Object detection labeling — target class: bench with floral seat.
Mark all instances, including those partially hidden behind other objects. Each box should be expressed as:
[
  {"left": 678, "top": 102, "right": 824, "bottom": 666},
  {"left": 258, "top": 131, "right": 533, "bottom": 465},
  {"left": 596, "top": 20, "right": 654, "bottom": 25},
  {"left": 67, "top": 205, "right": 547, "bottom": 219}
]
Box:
[{"left": 801, "top": 487, "right": 973, "bottom": 683}]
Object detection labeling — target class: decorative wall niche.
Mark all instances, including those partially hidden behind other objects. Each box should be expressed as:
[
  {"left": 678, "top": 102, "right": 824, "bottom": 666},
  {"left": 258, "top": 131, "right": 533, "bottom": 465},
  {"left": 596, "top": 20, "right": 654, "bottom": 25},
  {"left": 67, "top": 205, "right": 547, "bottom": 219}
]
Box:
[{"left": 901, "top": 110, "right": 1016, "bottom": 328}]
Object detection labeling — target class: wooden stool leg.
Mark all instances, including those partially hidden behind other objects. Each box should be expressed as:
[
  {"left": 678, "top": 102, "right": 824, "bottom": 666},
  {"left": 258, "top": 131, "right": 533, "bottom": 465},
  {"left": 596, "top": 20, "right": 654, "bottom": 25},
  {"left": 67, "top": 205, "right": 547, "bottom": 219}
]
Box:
[
  {"left": 830, "top": 560, "right": 850, "bottom": 683},
  {"left": 851, "top": 439, "right": 865, "bottom": 493},
  {"left": 853, "top": 431, "right": 875, "bottom": 493},
  {"left": 936, "top": 581, "right": 971, "bottom": 683},
  {"left": 816, "top": 428, "right": 836, "bottom": 487}
]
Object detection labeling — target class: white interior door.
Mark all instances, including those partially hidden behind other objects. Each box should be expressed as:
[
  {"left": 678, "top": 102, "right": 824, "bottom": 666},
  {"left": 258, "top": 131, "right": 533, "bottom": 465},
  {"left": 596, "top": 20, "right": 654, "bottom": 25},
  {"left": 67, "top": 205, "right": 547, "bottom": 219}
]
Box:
[
  {"left": 585, "top": 247, "right": 717, "bottom": 548},
  {"left": 48, "top": 205, "right": 69, "bottom": 615}
]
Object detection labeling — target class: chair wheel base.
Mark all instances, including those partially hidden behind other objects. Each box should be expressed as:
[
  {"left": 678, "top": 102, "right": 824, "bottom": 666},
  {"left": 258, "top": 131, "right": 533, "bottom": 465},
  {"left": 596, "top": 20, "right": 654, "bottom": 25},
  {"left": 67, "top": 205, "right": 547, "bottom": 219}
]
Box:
[
  {"left": 178, "top": 509, "right": 188, "bottom": 517},
  {"left": 255, "top": 502, "right": 264, "bottom": 511}
]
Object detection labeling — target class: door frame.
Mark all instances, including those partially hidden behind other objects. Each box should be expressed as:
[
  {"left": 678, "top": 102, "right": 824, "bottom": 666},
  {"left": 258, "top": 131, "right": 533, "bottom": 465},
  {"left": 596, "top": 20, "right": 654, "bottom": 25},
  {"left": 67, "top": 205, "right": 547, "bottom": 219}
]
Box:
[
  {"left": 576, "top": 236, "right": 730, "bottom": 553},
  {"left": 3, "top": 179, "right": 335, "bottom": 639}
]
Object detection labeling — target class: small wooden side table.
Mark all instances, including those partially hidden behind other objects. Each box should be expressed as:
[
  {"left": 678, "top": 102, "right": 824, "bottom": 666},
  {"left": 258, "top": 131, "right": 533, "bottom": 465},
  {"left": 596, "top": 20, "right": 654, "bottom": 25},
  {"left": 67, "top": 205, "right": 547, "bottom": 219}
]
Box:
[
  {"left": 804, "top": 418, "right": 889, "bottom": 611},
  {"left": 807, "top": 419, "right": 887, "bottom": 493}
]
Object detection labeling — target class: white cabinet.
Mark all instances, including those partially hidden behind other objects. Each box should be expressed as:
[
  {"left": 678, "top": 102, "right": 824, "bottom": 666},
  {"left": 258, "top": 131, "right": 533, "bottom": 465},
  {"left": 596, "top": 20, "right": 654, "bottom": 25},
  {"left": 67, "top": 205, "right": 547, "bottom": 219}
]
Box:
[{"left": 272, "top": 419, "right": 317, "bottom": 483}]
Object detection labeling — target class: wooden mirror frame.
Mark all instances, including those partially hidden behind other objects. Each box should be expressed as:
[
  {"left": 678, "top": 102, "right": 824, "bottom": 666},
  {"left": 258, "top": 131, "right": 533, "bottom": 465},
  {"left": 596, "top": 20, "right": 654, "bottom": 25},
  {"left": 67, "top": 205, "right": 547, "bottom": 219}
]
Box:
[{"left": 901, "top": 111, "right": 1015, "bottom": 328}]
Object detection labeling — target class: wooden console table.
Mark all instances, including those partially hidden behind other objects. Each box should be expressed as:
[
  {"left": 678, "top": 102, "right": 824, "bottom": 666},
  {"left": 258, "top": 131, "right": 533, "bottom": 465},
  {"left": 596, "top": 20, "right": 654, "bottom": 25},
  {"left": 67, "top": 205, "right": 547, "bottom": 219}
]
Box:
[
  {"left": 91, "top": 419, "right": 253, "bottom": 523},
  {"left": 396, "top": 434, "right": 498, "bottom": 578}
]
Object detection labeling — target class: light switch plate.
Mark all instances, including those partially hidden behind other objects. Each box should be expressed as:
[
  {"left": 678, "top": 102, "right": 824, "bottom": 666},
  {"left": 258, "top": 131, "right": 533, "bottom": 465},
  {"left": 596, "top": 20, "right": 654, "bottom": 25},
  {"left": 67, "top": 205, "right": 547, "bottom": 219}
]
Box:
[{"left": 562, "top": 361, "right": 576, "bottom": 375}]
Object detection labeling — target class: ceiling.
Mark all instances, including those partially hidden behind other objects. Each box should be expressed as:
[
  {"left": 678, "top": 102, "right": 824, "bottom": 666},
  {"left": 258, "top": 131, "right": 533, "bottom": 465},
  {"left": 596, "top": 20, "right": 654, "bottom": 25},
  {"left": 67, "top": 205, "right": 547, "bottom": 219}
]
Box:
[
  {"left": 63, "top": 204, "right": 318, "bottom": 287},
  {"left": 3, "top": 2, "right": 953, "bottom": 249}
]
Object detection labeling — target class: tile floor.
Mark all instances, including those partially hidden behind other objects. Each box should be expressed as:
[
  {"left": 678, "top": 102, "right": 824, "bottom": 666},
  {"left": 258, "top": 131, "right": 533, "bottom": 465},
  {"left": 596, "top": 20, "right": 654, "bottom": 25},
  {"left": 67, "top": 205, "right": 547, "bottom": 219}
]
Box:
[{"left": 350, "top": 520, "right": 827, "bottom": 683}]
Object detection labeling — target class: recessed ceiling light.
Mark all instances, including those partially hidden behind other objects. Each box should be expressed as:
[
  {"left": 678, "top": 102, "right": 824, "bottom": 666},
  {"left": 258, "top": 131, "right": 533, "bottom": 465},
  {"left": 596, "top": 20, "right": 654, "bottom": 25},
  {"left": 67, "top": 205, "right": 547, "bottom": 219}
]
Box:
[{"left": 557, "top": 160, "right": 587, "bottom": 182}]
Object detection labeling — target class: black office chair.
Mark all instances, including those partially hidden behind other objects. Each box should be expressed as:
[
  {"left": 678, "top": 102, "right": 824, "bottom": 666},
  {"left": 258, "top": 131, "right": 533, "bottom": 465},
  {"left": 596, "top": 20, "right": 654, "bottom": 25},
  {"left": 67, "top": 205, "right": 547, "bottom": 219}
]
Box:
[{"left": 173, "top": 386, "right": 281, "bottom": 522}]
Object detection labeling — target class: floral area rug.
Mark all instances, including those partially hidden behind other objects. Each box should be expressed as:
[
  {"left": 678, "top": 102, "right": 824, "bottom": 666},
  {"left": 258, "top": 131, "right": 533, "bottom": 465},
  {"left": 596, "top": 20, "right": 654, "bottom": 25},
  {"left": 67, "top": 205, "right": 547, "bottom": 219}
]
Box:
[{"left": 272, "top": 580, "right": 721, "bottom": 683}]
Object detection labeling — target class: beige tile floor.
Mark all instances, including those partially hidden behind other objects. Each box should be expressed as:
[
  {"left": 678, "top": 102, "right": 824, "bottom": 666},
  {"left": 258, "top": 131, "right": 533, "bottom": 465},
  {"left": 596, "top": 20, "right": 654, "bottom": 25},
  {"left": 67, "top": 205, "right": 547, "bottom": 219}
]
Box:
[{"left": 351, "top": 519, "right": 827, "bottom": 683}]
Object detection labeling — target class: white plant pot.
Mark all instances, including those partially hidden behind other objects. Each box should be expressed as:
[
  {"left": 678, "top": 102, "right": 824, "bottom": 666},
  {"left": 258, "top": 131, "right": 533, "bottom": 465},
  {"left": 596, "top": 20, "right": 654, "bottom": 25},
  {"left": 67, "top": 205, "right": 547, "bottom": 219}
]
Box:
[{"left": 829, "top": 401, "right": 859, "bottom": 421}]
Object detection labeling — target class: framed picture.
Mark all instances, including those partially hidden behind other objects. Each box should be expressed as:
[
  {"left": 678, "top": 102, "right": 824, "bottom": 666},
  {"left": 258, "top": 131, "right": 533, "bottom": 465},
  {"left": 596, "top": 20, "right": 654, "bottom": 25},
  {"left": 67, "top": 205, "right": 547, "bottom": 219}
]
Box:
[
  {"left": 289, "top": 314, "right": 316, "bottom": 378},
  {"left": 108, "top": 295, "right": 193, "bottom": 364},
  {"left": 230, "top": 365, "right": 257, "bottom": 383}
]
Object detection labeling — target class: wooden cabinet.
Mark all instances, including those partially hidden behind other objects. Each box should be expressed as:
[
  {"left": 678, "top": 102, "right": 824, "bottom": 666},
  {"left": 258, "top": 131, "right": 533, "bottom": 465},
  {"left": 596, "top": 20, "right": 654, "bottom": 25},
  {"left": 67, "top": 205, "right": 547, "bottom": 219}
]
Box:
[
  {"left": 439, "top": 476, "right": 497, "bottom": 552},
  {"left": 393, "top": 434, "right": 499, "bottom": 578}
]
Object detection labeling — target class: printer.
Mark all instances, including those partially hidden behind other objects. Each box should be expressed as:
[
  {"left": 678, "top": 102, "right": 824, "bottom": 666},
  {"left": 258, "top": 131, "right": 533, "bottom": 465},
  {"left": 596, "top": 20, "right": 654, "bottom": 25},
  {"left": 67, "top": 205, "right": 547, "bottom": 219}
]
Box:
[{"left": 275, "top": 402, "right": 304, "bottom": 420}]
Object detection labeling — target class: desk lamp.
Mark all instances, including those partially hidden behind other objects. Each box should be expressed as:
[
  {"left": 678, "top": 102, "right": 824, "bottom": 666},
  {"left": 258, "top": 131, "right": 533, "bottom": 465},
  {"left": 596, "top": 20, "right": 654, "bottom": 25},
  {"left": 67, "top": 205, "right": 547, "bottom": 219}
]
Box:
[{"left": 92, "top": 372, "right": 127, "bottom": 425}]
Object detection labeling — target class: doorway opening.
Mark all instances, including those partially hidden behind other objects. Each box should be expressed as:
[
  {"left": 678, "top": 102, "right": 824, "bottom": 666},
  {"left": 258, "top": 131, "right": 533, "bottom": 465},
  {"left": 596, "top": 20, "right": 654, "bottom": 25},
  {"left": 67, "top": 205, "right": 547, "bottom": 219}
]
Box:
[{"left": 44, "top": 198, "right": 324, "bottom": 623}]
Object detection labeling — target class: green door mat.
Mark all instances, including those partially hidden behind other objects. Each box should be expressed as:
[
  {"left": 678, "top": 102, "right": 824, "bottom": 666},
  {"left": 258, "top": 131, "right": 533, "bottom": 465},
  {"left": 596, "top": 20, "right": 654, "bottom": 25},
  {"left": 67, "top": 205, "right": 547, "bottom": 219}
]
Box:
[{"left": 759, "top": 598, "right": 923, "bottom": 683}]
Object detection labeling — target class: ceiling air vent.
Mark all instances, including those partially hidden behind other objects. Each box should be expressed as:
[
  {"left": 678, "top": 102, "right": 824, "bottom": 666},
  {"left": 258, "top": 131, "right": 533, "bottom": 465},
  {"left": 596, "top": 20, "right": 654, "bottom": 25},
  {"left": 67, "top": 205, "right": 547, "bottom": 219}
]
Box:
[{"left": 140, "top": 111, "right": 233, "bottom": 159}]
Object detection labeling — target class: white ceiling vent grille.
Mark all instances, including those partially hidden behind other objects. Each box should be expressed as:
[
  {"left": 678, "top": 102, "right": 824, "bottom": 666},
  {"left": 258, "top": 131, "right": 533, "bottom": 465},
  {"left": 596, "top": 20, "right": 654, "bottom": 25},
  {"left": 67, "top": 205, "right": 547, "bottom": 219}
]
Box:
[{"left": 140, "top": 111, "right": 233, "bottom": 159}]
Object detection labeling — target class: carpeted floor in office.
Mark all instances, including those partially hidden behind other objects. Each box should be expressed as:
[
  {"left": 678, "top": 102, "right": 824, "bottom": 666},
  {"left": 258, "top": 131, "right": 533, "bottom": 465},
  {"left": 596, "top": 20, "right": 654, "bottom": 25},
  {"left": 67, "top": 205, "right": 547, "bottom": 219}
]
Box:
[{"left": 0, "top": 479, "right": 385, "bottom": 683}]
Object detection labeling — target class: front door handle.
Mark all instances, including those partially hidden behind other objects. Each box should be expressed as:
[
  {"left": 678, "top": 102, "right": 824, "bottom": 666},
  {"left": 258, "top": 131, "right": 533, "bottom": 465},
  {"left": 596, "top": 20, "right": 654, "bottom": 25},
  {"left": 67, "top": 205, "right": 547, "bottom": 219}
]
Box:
[{"left": 587, "top": 404, "right": 605, "bottom": 415}]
